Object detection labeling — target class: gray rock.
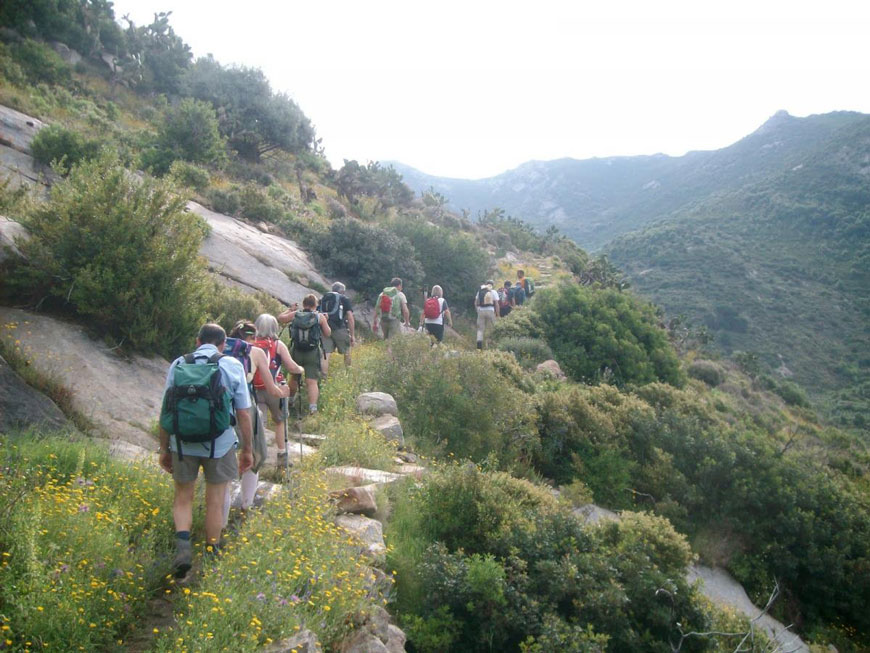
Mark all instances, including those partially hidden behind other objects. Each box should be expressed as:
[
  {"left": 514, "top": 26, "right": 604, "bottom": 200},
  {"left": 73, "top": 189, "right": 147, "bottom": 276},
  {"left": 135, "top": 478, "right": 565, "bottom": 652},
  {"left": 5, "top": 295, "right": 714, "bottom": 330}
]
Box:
[
  {"left": 0, "top": 105, "right": 45, "bottom": 153},
  {"left": 356, "top": 392, "right": 398, "bottom": 417},
  {"left": 0, "top": 354, "right": 69, "bottom": 432},
  {"left": 330, "top": 485, "right": 378, "bottom": 516},
  {"left": 49, "top": 41, "right": 82, "bottom": 66},
  {"left": 340, "top": 632, "right": 388, "bottom": 653},
  {"left": 0, "top": 307, "right": 167, "bottom": 449},
  {"left": 0, "top": 143, "right": 45, "bottom": 190},
  {"left": 335, "top": 514, "right": 386, "bottom": 558},
  {"left": 326, "top": 466, "right": 403, "bottom": 486},
  {"left": 264, "top": 629, "right": 322, "bottom": 653},
  {"left": 0, "top": 216, "right": 29, "bottom": 263},
  {"left": 536, "top": 359, "right": 566, "bottom": 379},
  {"left": 369, "top": 414, "right": 403, "bottom": 445},
  {"left": 573, "top": 503, "right": 620, "bottom": 525},
  {"left": 385, "top": 625, "right": 407, "bottom": 653},
  {"left": 188, "top": 201, "right": 329, "bottom": 304}
]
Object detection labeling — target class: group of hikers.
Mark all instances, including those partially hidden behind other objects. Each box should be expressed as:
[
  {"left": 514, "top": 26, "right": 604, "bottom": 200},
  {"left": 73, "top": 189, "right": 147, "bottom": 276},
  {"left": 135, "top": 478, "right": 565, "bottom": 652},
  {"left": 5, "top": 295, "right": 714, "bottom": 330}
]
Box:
[{"left": 157, "top": 271, "right": 534, "bottom": 577}]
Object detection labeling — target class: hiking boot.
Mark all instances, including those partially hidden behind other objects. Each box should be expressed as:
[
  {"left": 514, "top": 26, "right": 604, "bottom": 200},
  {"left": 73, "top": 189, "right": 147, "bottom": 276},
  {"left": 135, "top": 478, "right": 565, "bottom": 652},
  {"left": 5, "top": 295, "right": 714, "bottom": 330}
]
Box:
[
  {"left": 173, "top": 539, "right": 192, "bottom": 578},
  {"left": 277, "top": 449, "right": 288, "bottom": 463}
]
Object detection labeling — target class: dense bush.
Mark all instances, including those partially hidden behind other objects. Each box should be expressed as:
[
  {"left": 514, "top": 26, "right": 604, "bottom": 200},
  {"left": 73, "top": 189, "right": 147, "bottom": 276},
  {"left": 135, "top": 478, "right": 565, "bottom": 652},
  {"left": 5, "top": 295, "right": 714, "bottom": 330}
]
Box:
[
  {"left": 201, "top": 284, "right": 284, "bottom": 333},
  {"left": 774, "top": 380, "right": 810, "bottom": 407},
  {"left": 497, "top": 336, "right": 554, "bottom": 369},
  {"left": 387, "top": 465, "right": 714, "bottom": 653},
  {"left": 30, "top": 124, "right": 101, "bottom": 169},
  {"left": 142, "top": 98, "right": 227, "bottom": 174},
  {"left": 167, "top": 159, "right": 211, "bottom": 192},
  {"left": 4, "top": 152, "right": 209, "bottom": 358},
  {"left": 688, "top": 359, "right": 725, "bottom": 386},
  {"left": 390, "top": 214, "right": 491, "bottom": 312},
  {"left": 312, "top": 217, "right": 423, "bottom": 297},
  {"left": 206, "top": 186, "right": 241, "bottom": 215},
  {"left": 525, "top": 283, "right": 684, "bottom": 386},
  {"left": 7, "top": 39, "right": 72, "bottom": 85},
  {"left": 0, "top": 1, "right": 124, "bottom": 56}
]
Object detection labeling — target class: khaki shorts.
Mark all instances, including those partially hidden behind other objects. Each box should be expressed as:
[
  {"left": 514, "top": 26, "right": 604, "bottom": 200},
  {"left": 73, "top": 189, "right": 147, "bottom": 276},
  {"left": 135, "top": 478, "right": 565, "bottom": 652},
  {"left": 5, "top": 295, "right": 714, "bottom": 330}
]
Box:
[
  {"left": 322, "top": 326, "right": 351, "bottom": 354},
  {"left": 172, "top": 447, "right": 238, "bottom": 484},
  {"left": 257, "top": 391, "right": 285, "bottom": 422},
  {"left": 291, "top": 346, "right": 322, "bottom": 380},
  {"left": 381, "top": 317, "right": 401, "bottom": 339}
]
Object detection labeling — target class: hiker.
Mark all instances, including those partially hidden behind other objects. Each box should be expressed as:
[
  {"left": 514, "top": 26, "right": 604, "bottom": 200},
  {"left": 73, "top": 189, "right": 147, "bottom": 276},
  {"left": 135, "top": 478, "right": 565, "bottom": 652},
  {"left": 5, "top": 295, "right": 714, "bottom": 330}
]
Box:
[
  {"left": 222, "top": 320, "right": 290, "bottom": 519},
  {"left": 373, "top": 277, "right": 410, "bottom": 339},
  {"left": 474, "top": 279, "right": 500, "bottom": 349},
  {"left": 280, "top": 294, "right": 331, "bottom": 414},
  {"left": 157, "top": 323, "right": 253, "bottom": 578},
  {"left": 253, "top": 313, "right": 303, "bottom": 463},
  {"left": 517, "top": 269, "right": 535, "bottom": 300},
  {"left": 498, "top": 280, "right": 514, "bottom": 317},
  {"left": 512, "top": 280, "right": 526, "bottom": 307},
  {"left": 318, "top": 281, "right": 355, "bottom": 376},
  {"left": 419, "top": 284, "right": 453, "bottom": 343}
]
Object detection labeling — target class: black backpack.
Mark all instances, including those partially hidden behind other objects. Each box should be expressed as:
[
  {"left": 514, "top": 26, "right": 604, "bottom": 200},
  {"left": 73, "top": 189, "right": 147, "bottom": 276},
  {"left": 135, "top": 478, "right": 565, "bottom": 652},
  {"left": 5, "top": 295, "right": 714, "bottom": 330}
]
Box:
[
  {"left": 477, "top": 287, "right": 493, "bottom": 306},
  {"left": 291, "top": 311, "right": 321, "bottom": 352},
  {"left": 320, "top": 292, "right": 344, "bottom": 328}
]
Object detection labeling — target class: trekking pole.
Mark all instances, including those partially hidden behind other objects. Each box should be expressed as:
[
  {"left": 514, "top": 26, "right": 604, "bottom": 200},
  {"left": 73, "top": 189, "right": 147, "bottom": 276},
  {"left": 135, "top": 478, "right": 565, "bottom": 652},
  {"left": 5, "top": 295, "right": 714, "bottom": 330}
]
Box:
[{"left": 281, "top": 392, "right": 290, "bottom": 483}]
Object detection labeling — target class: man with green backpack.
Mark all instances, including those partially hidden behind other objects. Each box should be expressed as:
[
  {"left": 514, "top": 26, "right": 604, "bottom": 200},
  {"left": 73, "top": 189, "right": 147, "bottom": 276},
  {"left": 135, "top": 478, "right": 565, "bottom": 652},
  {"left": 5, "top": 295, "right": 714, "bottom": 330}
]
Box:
[
  {"left": 279, "top": 293, "right": 332, "bottom": 414},
  {"left": 157, "top": 323, "right": 254, "bottom": 578},
  {"left": 373, "top": 277, "right": 410, "bottom": 339}
]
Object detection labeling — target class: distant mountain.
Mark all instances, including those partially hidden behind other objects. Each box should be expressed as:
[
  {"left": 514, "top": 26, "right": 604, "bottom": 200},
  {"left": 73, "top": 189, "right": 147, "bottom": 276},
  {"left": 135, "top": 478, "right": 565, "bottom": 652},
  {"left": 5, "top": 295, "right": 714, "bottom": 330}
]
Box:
[{"left": 391, "top": 111, "right": 867, "bottom": 251}]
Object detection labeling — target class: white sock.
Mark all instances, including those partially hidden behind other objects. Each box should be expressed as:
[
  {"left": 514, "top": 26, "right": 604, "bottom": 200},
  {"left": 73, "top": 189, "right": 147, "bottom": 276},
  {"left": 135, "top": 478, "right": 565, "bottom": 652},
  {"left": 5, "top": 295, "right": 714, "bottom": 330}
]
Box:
[{"left": 240, "top": 470, "right": 258, "bottom": 509}]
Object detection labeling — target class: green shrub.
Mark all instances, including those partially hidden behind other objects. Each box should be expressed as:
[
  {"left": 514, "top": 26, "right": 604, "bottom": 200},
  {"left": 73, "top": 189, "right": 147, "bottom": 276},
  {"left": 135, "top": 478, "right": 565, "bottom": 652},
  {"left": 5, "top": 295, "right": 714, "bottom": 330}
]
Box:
[
  {"left": 528, "top": 283, "right": 684, "bottom": 387},
  {"left": 168, "top": 159, "right": 211, "bottom": 192},
  {"left": 311, "top": 217, "right": 423, "bottom": 297},
  {"left": 497, "top": 336, "right": 553, "bottom": 369},
  {"left": 30, "top": 124, "right": 101, "bottom": 169},
  {"left": 387, "top": 466, "right": 709, "bottom": 653},
  {"left": 201, "top": 284, "right": 284, "bottom": 332},
  {"left": 688, "top": 359, "right": 725, "bottom": 386},
  {"left": 775, "top": 380, "right": 810, "bottom": 407},
  {"left": 207, "top": 186, "right": 241, "bottom": 215},
  {"left": 491, "top": 307, "right": 547, "bottom": 342},
  {"left": 5, "top": 152, "right": 209, "bottom": 358},
  {"left": 142, "top": 98, "right": 227, "bottom": 174},
  {"left": 8, "top": 39, "right": 71, "bottom": 85}
]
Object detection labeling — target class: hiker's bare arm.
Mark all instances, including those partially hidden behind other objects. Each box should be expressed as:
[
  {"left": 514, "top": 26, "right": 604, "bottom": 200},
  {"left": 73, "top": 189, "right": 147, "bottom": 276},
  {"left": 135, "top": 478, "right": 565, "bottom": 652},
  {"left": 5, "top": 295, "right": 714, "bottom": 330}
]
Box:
[
  {"left": 277, "top": 304, "right": 299, "bottom": 324},
  {"left": 158, "top": 426, "right": 172, "bottom": 473},
  {"left": 347, "top": 311, "right": 356, "bottom": 343},
  {"left": 402, "top": 301, "right": 410, "bottom": 325},
  {"left": 277, "top": 340, "right": 303, "bottom": 375},
  {"left": 251, "top": 347, "right": 289, "bottom": 398},
  {"left": 445, "top": 308, "right": 453, "bottom": 328},
  {"left": 236, "top": 408, "right": 253, "bottom": 474},
  {"left": 320, "top": 314, "right": 332, "bottom": 337}
]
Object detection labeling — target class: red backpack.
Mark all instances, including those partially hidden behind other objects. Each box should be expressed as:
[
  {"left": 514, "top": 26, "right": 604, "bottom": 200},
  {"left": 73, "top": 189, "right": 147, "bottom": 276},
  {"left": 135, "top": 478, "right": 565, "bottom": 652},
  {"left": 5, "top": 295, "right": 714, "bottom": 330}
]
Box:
[
  {"left": 423, "top": 297, "right": 442, "bottom": 320},
  {"left": 252, "top": 338, "right": 284, "bottom": 389}
]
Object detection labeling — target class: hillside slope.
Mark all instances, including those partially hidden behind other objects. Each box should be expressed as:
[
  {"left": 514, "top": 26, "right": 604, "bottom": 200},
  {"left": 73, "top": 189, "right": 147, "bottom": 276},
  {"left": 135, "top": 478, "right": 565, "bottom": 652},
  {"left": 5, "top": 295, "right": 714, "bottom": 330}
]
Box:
[
  {"left": 607, "top": 117, "right": 870, "bottom": 425},
  {"left": 392, "top": 111, "right": 869, "bottom": 251}
]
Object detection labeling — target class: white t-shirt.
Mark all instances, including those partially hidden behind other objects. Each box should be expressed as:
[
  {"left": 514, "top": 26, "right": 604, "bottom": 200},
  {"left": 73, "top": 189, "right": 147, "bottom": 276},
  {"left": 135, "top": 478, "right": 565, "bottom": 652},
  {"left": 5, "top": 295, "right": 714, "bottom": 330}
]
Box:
[{"left": 424, "top": 297, "right": 449, "bottom": 325}]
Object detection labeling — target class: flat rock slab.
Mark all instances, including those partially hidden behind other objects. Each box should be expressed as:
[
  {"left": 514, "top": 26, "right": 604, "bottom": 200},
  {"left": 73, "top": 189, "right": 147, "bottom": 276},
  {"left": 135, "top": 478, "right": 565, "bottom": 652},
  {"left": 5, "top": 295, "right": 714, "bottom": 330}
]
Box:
[
  {"left": 0, "top": 105, "right": 44, "bottom": 153},
  {"left": 189, "top": 201, "right": 329, "bottom": 304},
  {"left": 687, "top": 565, "right": 808, "bottom": 652},
  {"left": 334, "top": 514, "right": 386, "bottom": 558},
  {"left": 0, "top": 353, "right": 69, "bottom": 432},
  {"left": 0, "top": 307, "right": 166, "bottom": 450},
  {"left": 326, "top": 466, "right": 403, "bottom": 486},
  {"left": 395, "top": 463, "right": 425, "bottom": 476}
]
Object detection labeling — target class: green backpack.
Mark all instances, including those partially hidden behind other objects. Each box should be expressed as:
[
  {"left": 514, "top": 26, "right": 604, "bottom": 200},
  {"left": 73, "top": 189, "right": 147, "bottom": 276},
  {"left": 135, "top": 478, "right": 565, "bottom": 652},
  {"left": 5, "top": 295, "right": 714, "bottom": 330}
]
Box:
[
  {"left": 291, "top": 311, "right": 322, "bottom": 352},
  {"left": 159, "top": 352, "right": 233, "bottom": 458},
  {"left": 379, "top": 287, "right": 402, "bottom": 320}
]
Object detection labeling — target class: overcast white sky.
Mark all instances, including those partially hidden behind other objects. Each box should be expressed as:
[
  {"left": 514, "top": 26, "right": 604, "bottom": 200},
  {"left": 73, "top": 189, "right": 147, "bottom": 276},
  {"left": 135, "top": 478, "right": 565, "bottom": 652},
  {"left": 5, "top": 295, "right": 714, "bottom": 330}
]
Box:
[{"left": 113, "top": 0, "right": 870, "bottom": 179}]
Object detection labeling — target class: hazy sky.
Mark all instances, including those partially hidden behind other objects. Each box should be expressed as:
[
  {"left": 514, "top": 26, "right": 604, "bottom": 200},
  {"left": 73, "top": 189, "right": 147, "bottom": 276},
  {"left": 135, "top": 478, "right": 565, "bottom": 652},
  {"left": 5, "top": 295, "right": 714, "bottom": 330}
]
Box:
[{"left": 112, "top": 0, "right": 870, "bottom": 179}]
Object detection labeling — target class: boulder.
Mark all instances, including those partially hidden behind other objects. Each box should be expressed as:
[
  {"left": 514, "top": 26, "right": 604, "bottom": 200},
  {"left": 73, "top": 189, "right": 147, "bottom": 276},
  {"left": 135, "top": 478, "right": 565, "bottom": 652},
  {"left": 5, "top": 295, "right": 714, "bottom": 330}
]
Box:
[
  {"left": 536, "top": 359, "right": 566, "bottom": 379},
  {"left": 49, "top": 41, "right": 82, "bottom": 66},
  {"left": 188, "top": 201, "right": 329, "bottom": 303},
  {"left": 335, "top": 514, "right": 386, "bottom": 559},
  {"left": 573, "top": 503, "right": 619, "bottom": 525},
  {"left": 0, "top": 105, "right": 45, "bottom": 153},
  {"left": 0, "top": 354, "right": 69, "bottom": 432},
  {"left": 339, "top": 607, "right": 406, "bottom": 653},
  {"left": 340, "top": 632, "right": 388, "bottom": 653},
  {"left": 330, "top": 485, "right": 378, "bottom": 516},
  {"left": 0, "top": 307, "right": 167, "bottom": 450},
  {"left": 0, "top": 216, "right": 29, "bottom": 263},
  {"left": 369, "top": 414, "right": 403, "bottom": 445},
  {"left": 356, "top": 392, "right": 398, "bottom": 417},
  {"left": 264, "top": 629, "right": 322, "bottom": 653}
]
